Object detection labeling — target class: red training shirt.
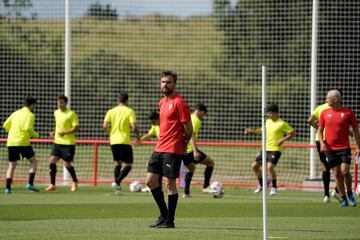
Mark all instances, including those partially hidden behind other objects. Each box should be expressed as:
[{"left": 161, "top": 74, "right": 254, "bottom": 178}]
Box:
[
  {"left": 155, "top": 93, "right": 191, "bottom": 154},
  {"left": 319, "top": 106, "right": 358, "bottom": 150}
]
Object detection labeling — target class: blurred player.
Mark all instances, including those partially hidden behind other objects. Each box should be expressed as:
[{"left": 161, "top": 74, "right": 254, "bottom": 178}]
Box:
[
  {"left": 103, "top": 92, "right": 140, "bottom": 194},
  {"left": 182, "top": 103, "right": 215, "bottom": 198},
  {"left": 146, "top": 71, "right": 192, "bottom": 228},
  {"left": 45, "top": 95, "right": 80, "bottom": 192},
  {"left": 245, "top": 104, "right": 295, "bottom": 196},
  {"left": 3, "top": 96, "right": 40, "bottom": 194},
  {"left": 318, "top": 90, "right": 360, "bottom": 207},
  {"left": 140, "top": 111, "right": 160, "bottom": 142}
]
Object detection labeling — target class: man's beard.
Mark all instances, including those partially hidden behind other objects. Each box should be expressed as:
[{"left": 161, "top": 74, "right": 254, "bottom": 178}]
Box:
[{"left": 162, "top": 88, "right": 174, "bottom": 96}]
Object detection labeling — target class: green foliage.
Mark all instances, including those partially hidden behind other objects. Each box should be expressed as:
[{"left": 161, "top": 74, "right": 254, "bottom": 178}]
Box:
[{"left": 85, "top": 2, "right": 118, "bottom": 21}]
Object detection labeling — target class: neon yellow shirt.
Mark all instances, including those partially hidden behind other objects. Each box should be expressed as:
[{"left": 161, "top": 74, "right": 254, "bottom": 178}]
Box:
[
  {"left": 147, "top": 125, "right": 160, "bottom": 139},
  {"left": 313, "top": 102, "right": 330, "bottom": 141},
  {"left": 104, "top": 105, "right": 136, "bottom": 145},
  {"left": 187, "top": 113, "right": 201, "bottom": 153},
  {"left": 54, "top": 109, "right": 79, "bottom": 145},
  {"left": 265, "top": 118, "right": 293, "bottom": 152},
  {"left": 3, "top": 107, "right": 39, "bottom": 146}
]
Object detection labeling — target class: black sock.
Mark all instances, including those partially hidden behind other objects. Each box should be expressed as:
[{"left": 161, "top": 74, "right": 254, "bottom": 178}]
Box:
[
  {"left": 167, "top": 193, "right": 179, "bottom": 223},
  {"left": 347, "top": 190, "right": 353, "bottom": 196},
  {"left": 335, "top": 187, "right": 339, "bottom": 193},
  {"left": 150, "top": 186, "right": 168, "bottom": 218},
  {"left": 6, "top": 178, "right": 12, "bottom": 190},
  {"left": 184, "top": 172, "right": 193, "bottom": 195},
  {"left": 49, "top": 163, "right": 57, "bottom": 185},
  {"left": 272, "top": 179, "right": 277, "bottom": 189},
  {"left": 204, "top": 166, "right": 213, "bottom": 188},
  {"left": 29, "top": 173, "right": 35, "bottom": 185},
  {"left": 116, "top": 166, "right": 132, "bottom": 184},
  {"left": 66, "top": 166, "right": 78, "bottom": 182},
  {"left": 322, "top": 170, "right": 330, "bottom": 196},
  {"left": 258, "top": 178, "right": 263, "bottom": 187},
  {"left": 114, "top": 166, "right": 121, "bottom": 182}
]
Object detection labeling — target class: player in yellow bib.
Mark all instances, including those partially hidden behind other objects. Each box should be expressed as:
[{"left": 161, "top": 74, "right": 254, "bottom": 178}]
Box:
[
  {"left": 45, "top": 95, "right": 80, "bottom": 192},
  {"left": 245, "top": 104, "right": 295, "bottom": 196},
  {"left": 140, "top": 111, "right": 160, "bottom": 142},
  {"left": 182, "top": 103, "right": 215, "bottom": 198},
  {"left": 3, "top": 96, "right": 40, "bottom": 194},
  {"left": 103, "top": 92, "right": 140, "bottom": 193}
]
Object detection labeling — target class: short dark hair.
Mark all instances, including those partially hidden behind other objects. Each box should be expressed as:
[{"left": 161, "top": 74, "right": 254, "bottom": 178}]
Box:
[
  {"left": 117, "top": 92, "right": 128, "bottom": 103},
  {"left": 24, "top": 96, "right": 36, "bottom": 107},
  {"left": 265, "top": 104, "right": 279, "bottom": 113},
  {"left": 57, "top": 94, "right": 68, "bottom": 103},
  {"left": 161, "top": 71, "right": 177, "bottom": 83},
  {"left": 194, "top": 103, "right": 207, "bottom": 113},
  {"left": 148, "top": 111, "right": 159, "bottom": 120}
]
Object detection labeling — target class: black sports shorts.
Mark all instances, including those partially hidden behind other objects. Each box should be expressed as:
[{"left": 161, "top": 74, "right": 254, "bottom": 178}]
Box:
[
  {"left": 8, "top": 146, "right": 35, "bottom": 162},
  {"left": 324, "top": 148, "right": 352, "bottom": 168},
  {"left": 182, "top": 150, "right": 207, "bottom": 166},
  {"left": 255, "top": 151, "right": 281, "bottom": 166},
  {"left": 147, "top": 151, "right": 182, "bottom": 179},
  {"left": 111, "top": 144, "right": 133, "bottom": 163},
  {"left": 51, "top": 143, "right": 76, "bottom": 162}
]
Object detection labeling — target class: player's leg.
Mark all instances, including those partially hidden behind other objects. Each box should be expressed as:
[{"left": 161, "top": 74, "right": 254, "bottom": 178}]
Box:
[
  {"left": 146, "top": 152, "right": 168, "bottom": 227},
  {"left": 158, "top": 153, "right": 182, "bottom": 228},
  {"left": 317, "top": 141, "right": 331, "bottom": 201},
  {"left": 201, "top": 156, "right": 214, "bottom": 191},
  {"left": 63, "top": 161, "right": 78, "bottom": 191},
  {"left": 26, "top": 153, "right": 39, "bottom": 192},
  {"left": 45, "top": 155, "right": 60, "bottom": 191},
  {"left": 183, "top": 162, "right": 195, "bottom": 197},
  {"left": 333, "top": 165, "right": 348, "bottom": 207},
  {"left": 340, "top": 149, "right": 356, "bottom": 206},
  {"left": 252, "top": 153, "right": 263, "bottom": 193},
  {"left": 113, "top": 145, "right": 133, "bottom": 190},
  {"left": 5, "top": 147, "right": 20, "bottom": 194},
  {"left": 267, "top": 162, "right": 277, "bottom": 196},
  {"left": 60, "top": 145, "right": 78, "bottom": 191}
]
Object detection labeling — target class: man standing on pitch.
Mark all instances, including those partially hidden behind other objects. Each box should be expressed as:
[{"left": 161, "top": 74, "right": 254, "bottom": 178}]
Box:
[
  {"left": 103, "top": 92, "right": 140, "bottom": 194},
  {"left": 45, "top": 94, "right": 80, "bottom": 192},
  {"left": 318, "top": 90, "right": 360, "bottom": 207},
  {"left": 3, "top": 96, "right": 40, "bottom": 194},
  {"left": 146, "top": 71, "right": 193, "bottom": 228}
]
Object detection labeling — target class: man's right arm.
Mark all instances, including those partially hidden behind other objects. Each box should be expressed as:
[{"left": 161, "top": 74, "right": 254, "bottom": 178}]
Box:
[
  {"left": 307, "top": 114, "right": 318, "bottom": 130},
  {"left": 244, "top": 128, "right": 262, "bottom": 135}
]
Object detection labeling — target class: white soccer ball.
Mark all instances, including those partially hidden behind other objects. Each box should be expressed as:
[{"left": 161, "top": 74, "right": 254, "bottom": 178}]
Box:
[
  {"left": 356, "top": 184, "right": 360, "bottom": 196},
  {"left": 129, "top": 181, "right": 143, "bottom": 192},
  {"left": 209, "top": 181, "right": 224, "bottom": 198}
]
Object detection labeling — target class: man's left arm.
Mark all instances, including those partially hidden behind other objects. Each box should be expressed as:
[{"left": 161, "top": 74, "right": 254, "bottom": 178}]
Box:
[{"left": 183, "top": 121, "right": 193, "bottom": 153}]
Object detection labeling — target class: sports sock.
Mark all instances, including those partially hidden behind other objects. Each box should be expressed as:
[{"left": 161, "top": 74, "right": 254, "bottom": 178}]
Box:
[
  {"left": 150, "top": 186, "right": 168, "bottom": 218},
  {"left": 203, "top": 166, "right": 214, "bottom": 188},
  {"left": 258, "top": 178, "right": 263, "bottom": 187},
  {"left": 167, "top": 193, "right": 179, "bottom": 223},
  {"left": 272, "top": 179, "right": 277, "bottom": 189},
  {"left": 347, "top": 190, "right": 353, "bottom": 196},
  {"left": 29, "top": 172, "right": 35, "bottom": 185},
  {"left": 114, "top": 166, "right": 121, "bottom": 181},
  {"left": 335, "top": 187, "right": 339, "bottom": 193},
  {"left": 66, "top": 166, "right": 78, "bottom": 182},
  {"left": 6, "top": 178, "right": 12, "bottom": 190},
  {"left": 184, "top": 172, "right": 193, "bottom": 195},
  {"left": 116, "top": 166, "right": 132, "bottom": 184},
  {"left": 49, "top": 163, "right": 57, "bottom": 185},
  {"left": 322, "top": 170, "right": 330, "bottom": 196}
]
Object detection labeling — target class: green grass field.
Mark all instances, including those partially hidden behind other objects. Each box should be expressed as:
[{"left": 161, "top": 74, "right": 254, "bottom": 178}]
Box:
[{"left": 0, "top": 185, "right": 359, "bottom": 240}]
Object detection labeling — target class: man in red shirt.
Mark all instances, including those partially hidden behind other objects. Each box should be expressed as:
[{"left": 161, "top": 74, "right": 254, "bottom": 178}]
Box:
[
  {"left": 145, "top": 71, "right": 193, "bottom": 228},
  {"left": 318, "top": 90, "right": 360, "bottom": 207}
]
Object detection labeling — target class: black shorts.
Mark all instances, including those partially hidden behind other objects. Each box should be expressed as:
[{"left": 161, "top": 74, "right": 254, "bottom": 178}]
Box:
[
  {"left": 182, "top": 150, "right": 207, "bottom": 166},
  {"left": 316, "top": 141, "right": 328, "bottom": 165},
  {"left": 8, "top": 146, "right": 35, "bottom": 162},
  {"left": 147, "top": 152, "right": 182, "bottom": 179},
  {"left": 51, "top": 144, "right": 76, "bottom": 162},
  {"left": 255, "top": 151, "right": 281, "bottom": 166},
  {"left": 111, "top": 144, "right": 133, "bottom": 163},
  {"left": 324, "top": 148, "right": 352, "bottom": 168}
]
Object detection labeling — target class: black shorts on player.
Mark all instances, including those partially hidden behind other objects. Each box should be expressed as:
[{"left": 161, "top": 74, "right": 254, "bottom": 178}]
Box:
[
  {"left": 147, "top": 151, "right": 182, "bottom": 179},
  {"left": 51, "top": 144, "right": 75, "bottom": 162},
  {"left": 8, "top": 146, "right": 35, "bottom": 162},
  {"left": 110, "top": 144, "right": 133, "bottom": 163},
  {"left": 255, "top": 151, "right": 281, "bottom": 166},
  {"left": 182, "top": 150, "right": 207, "bottom": 166},
  {"left": 324, "top": 148, "right": 351, "bottom": 169}
]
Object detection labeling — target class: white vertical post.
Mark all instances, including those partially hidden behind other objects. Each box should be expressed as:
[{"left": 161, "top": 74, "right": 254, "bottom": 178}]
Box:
[
  {"left": 261, "top": 66, "right": 268, "bottom": 240},
  {"left": 63, "top": 0, "right": 71, "bottom": 184},
  {"left": 309, "top": 0, "right": 318, "bottom": 179}
]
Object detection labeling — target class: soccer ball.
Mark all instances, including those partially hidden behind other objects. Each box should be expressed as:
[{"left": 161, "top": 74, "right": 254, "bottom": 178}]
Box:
[
  {"left": 129, "top": 181, "right": 143, "bottom": 192},
  {"left": 209, "top": 181, "right": 224, "bottom": 198},
  {"left": 356, "top": 184, "right": 360, "bottom": 196}
]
